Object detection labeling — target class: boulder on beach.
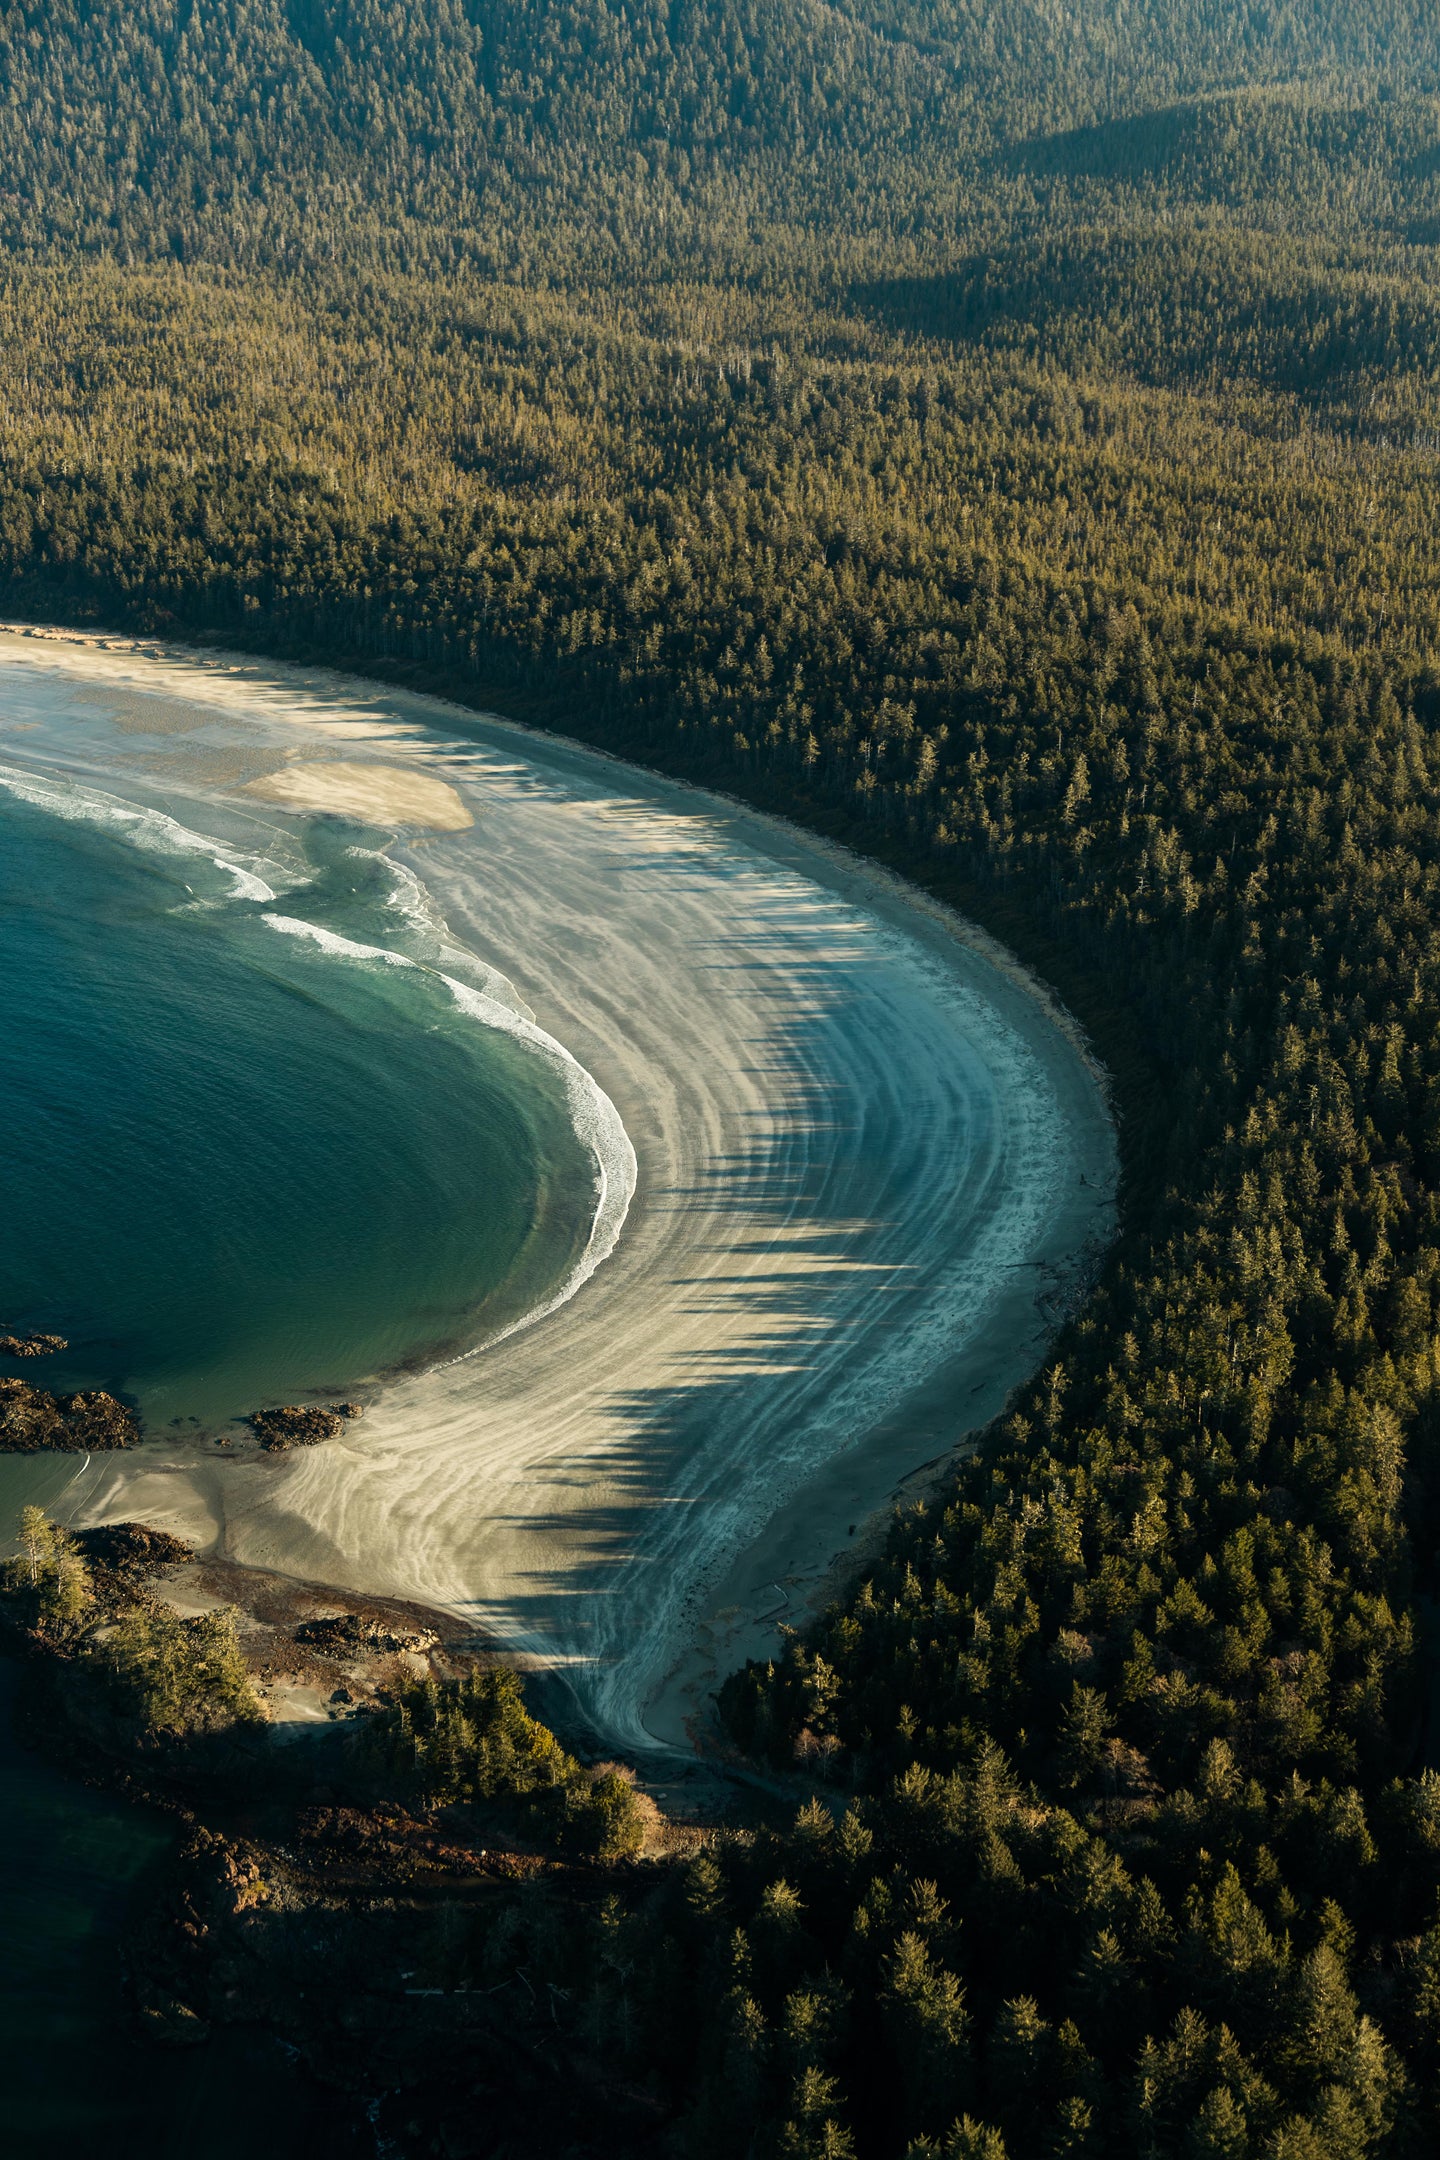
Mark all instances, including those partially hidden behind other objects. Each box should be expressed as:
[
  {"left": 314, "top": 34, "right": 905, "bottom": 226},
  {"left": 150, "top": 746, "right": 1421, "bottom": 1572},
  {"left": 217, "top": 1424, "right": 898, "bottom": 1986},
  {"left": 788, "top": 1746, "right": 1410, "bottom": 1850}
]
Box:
[
  {"left": 294, "top": 1611, "right": 438, "bottom": 1657},
  {"left": 73, "top": 1522, "right": 195, "bottom": 1576}
]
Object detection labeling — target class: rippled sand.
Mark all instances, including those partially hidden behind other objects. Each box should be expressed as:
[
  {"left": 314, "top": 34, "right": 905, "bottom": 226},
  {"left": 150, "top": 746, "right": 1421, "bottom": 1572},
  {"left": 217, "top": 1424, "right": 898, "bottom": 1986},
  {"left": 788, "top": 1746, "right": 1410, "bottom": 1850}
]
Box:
[{"left": 0, "top": 628, "right": 1116, "bottom": 1753}]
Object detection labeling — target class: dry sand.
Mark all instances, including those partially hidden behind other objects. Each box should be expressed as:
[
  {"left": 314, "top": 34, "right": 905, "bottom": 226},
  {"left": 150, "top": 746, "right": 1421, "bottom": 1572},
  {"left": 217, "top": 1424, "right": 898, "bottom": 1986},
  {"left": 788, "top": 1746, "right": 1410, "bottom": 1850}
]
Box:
[
  {"left": 243, "top": 759, "right": 472, "bottom": 829},
  {"left": 0, "top": 628, "right": 1117, "bottom": 1755}
]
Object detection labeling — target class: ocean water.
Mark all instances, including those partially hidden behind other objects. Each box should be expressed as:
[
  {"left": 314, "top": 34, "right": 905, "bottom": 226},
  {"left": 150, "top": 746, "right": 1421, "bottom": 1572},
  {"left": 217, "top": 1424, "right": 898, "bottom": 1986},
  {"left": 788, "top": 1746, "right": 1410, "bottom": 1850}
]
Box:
[
  {"left": 0, "top": 768, "right": 601, "bottom": 1435},
  {"left": 0, "top": 717, "right": 619, "bottom": 2153}
]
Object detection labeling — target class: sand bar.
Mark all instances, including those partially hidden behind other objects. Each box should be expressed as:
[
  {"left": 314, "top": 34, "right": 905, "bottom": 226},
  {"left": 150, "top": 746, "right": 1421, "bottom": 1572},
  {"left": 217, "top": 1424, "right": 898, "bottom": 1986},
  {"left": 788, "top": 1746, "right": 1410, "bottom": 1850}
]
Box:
[
  {"left": 244, "top": 758, "right": 472, "bottom": 829},
  {"left": 0, "top": 629, "right": 1117, "bottom": 1754}
]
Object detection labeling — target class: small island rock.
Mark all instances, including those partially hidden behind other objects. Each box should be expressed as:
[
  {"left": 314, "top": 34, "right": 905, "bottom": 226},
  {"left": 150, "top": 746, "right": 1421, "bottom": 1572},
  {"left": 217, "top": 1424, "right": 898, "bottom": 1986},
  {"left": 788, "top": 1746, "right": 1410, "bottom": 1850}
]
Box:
[
  {"left": 0, "top": 1377, "right": 138, "bottom": 1452},
  {"left": 248, "top": 1404, "right": 350, "bottom": 1450}
]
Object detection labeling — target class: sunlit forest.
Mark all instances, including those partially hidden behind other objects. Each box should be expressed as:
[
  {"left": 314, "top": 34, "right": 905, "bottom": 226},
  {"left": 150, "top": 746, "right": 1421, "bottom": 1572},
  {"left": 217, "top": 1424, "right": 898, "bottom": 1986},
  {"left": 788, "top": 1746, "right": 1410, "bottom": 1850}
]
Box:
[{"left": 9, "top": 1, "right": 1440, "bottom": 2152}]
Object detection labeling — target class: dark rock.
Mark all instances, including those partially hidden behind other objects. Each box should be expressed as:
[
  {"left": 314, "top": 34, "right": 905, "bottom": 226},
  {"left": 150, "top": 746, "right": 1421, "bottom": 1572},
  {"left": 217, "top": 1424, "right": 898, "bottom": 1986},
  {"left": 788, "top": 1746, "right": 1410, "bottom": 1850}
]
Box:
[
  {"left": 248, "top": 1404, "right": 345, "bottom": 1450},
  {"left": 135, "top": 1988, "right": 211, "bottom": 2047},
  {"left": 61, "top": 1389, "right": 139, "bottom": 1447},
  {"left": 294, "top": 1613, "right": 363, "bottom": 1652},
  {"left": 74, "top": 1522, "right": 195, "bottom": 1574},
  {"left": 0, "top": 1376, "right": 138, "bottom": 1452},
  {"left": 0, "top": 1332, "right": 68, "bottom": 1357},
  {"left": 295, "top": 1612, "right": 438, "bottom": 1657}
]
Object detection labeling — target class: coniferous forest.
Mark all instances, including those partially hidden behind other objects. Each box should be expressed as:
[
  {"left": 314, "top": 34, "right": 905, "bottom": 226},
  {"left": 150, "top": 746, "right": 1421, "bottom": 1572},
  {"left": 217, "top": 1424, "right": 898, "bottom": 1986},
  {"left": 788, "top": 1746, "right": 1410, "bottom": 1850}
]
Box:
[{"left": 13, "top": 2, "right": 1440, "bottom": 2153}]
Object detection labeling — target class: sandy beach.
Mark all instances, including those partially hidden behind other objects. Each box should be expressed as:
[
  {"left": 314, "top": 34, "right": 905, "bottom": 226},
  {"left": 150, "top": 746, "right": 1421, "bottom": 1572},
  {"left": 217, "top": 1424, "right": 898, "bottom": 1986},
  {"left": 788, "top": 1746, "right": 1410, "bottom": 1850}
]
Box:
[{"left": 0, "top": 628, "right": 1117, "bottom": 1755}]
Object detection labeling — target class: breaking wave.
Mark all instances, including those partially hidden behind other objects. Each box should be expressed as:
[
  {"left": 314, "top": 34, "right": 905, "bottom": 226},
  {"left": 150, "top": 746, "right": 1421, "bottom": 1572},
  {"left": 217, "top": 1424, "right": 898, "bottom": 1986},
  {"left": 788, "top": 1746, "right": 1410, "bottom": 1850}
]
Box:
[{"left": 0, "top": 759, "right": 636, "bottom": 1353}]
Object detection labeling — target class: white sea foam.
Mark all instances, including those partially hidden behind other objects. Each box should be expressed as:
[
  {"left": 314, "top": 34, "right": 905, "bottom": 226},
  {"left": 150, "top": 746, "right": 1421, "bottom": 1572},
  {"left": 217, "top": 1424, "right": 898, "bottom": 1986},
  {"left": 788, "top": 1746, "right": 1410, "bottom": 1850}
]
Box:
[
  {"left": 260, "top": 913, "right": 636, "bottom": 1340},
  {"left": 0, "top": 760, "right": 279, "bottom": 903},
  {"left": 442, "top": 974, "right": 634, "bottom": 1343},
  {"left": 260, "top": 913, "right": 414, "bottom": 966},
  {"left": 224, "top": 863, "right": 278, "bottom": 902},
  {"left": 367, "top": 848, "right": 449, "bottom": 946},
  {"left": 358, "top": 845, "right": 537, "bottom": 1020},
  {"left": 0, "top": 749, "right": 636, "bottom": 1359}
]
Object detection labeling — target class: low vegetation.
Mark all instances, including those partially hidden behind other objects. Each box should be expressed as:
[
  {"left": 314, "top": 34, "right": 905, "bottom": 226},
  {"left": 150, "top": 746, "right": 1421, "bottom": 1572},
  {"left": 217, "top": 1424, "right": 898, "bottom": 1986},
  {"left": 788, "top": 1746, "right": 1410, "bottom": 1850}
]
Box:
[{"left": 2, "top": 1505, "right": 261, "bottom": 1735}]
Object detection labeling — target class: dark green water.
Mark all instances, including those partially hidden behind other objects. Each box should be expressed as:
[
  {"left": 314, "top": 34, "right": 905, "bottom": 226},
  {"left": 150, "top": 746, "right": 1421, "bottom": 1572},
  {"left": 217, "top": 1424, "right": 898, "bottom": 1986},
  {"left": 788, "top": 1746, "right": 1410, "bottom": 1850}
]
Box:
[
  {"left": 0, "top": 770, "right": 597, "bottom": 1427},
  {"left": 0, "top": 1665, "right": 365, "bottom": 2158}
]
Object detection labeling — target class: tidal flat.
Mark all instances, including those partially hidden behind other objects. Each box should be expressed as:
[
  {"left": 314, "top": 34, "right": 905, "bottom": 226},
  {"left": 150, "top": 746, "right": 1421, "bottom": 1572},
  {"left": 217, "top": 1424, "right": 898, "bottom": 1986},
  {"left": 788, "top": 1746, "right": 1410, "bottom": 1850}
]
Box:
[{"left": 0, "top": 626, "right": 1116, "bottom": 1753}]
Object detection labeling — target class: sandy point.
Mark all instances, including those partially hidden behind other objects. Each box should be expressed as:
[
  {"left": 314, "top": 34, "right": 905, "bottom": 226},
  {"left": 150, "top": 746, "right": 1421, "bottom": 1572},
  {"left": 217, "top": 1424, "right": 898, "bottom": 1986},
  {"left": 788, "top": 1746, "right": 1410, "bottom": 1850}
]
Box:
[{"left": 243, "top": 759, "right": 473, "bottom": 830}]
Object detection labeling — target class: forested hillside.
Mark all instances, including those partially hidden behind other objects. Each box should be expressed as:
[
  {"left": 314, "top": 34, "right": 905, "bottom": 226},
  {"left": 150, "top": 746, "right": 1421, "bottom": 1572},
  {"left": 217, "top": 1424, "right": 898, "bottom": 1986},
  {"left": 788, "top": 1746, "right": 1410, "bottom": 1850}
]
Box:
[{"left": 10, "top": 3, "right": 1440, "bottom": 2153}]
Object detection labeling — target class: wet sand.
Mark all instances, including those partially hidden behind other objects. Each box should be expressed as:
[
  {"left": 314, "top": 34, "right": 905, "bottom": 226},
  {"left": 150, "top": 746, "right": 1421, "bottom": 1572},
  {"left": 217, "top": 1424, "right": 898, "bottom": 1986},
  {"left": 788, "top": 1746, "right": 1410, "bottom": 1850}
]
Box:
[{"left": 0, "top": 627, "right": 1117, "bottom": 1755}]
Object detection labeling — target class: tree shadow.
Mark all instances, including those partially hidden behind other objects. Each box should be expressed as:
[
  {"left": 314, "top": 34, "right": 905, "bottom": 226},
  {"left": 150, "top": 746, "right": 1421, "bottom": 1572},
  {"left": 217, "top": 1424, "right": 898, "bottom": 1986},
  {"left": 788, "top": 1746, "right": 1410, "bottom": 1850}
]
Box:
[{"left": 447, "top": 882, "right": 1043, "bottom": 1743}]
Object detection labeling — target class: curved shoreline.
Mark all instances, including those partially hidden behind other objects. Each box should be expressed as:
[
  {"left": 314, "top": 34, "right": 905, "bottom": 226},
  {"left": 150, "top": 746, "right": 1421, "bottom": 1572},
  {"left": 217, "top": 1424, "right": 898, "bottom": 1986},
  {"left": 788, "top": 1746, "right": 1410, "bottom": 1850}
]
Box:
[
  {"left": 0, "top": 625, "right": 1117, "bottom": 1753},
  {"left": 0, "top": 746, "right": 637, "bottom": 1387},
  {"left": 254, "top": 914, "right": 638, "bottom": 1359}
]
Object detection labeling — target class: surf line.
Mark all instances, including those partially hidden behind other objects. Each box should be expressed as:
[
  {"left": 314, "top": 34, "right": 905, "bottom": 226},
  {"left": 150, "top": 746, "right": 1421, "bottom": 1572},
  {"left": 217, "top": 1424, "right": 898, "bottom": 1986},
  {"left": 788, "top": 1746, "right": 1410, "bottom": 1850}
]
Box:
[
  {"left": 0, "top": 754, "right": 637, "bottom": 1351},
  {"left": 0, "top": 758, "right": 280, "bottom": 903},
  {"left": 261, "top": 912, "right": 637, "bottom": 1346}
]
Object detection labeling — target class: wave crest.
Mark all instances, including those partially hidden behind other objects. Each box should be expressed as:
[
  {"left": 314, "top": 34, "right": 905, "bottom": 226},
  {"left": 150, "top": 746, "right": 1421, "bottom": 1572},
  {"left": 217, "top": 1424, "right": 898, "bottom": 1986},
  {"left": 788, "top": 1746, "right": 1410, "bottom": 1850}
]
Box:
[
  {"left": 262, "top": 910, "right": 636, "bottom": 1343},
  {"left": 0, "top": 759, "right": 636, "bottom": 1355}
]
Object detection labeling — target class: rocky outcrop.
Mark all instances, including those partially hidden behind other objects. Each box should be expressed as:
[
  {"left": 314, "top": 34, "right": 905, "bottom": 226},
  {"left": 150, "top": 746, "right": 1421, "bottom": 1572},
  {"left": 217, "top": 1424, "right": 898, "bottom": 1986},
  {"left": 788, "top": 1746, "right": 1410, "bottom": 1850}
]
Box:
[
  {"left": 0, "top": 1377, "right": 138, "bottom": 1451},
  {"left": 63, "top": 1390, "right": 138, "bottom": 1447},
  {"left": 294, "top": 1612, "right": 438, "bottom": 1658},
  {"left": 0, "top": 1331, "right": 68, "bottom": 1357},
  {"left": 248, "top": 1402, "right": 364, "bottom": 1451},
  {"left": 134, "top": 1986, "right": 211, "bottom": 2048},
  {"left": 74, "top": 1522, "right": 195, "bottom": 1577}
]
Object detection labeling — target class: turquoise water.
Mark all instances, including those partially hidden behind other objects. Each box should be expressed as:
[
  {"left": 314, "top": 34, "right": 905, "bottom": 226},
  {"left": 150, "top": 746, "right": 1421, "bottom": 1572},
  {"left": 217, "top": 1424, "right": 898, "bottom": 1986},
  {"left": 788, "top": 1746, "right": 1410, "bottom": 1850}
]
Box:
[{"left": 0, "top": 772, "right": 598, "bottom": 1430}]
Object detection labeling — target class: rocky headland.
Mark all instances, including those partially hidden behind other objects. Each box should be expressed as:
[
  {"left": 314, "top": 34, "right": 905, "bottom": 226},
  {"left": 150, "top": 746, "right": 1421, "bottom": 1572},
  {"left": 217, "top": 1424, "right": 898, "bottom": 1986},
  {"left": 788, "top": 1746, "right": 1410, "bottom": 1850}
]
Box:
[{"left": 0, "top": 1510, "right": 696, "bottom": 2159}]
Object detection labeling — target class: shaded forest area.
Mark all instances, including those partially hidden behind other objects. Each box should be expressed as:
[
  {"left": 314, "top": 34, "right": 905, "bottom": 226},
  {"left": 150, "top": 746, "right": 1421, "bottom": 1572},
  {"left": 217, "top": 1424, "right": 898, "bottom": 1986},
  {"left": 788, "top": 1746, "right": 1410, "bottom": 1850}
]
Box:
[{"left": 7, "top": 2, "right": 1440, "bottom": 2153}]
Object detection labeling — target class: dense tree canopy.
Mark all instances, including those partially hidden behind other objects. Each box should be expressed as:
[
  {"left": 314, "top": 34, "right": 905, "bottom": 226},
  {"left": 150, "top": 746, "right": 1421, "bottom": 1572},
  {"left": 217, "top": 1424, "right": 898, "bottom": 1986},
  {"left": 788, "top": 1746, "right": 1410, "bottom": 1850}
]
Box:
[{"left": 9, "top": 0, "right": 1440, "bottom": 2150}]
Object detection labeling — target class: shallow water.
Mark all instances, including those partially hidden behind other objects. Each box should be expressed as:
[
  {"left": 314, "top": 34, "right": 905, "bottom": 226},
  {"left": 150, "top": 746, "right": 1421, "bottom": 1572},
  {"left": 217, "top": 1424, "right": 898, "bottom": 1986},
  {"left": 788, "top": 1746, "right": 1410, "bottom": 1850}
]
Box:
[
  {"left": 0, "top": 689, "right": 612, "bottom": 2150},
  {"left": 0, "top": 774, "right": 599, "bottom": 1430},
  {"left": 0, "top": 632, "right": 1115, "bottom": 1751}
]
